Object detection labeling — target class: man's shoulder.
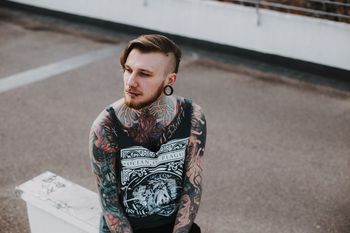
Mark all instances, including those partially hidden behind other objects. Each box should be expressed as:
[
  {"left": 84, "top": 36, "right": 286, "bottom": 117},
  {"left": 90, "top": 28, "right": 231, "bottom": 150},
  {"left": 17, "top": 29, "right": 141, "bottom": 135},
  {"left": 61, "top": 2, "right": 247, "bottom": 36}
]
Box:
[
  {"left": 90, "top": 99, "right": 124, "bottom": 131},
  {"left": 177, "top": 96, "right": 201, "bottom": 110},
  {"left": 177, "top": 96, "right": 205, "bottom": 122}
]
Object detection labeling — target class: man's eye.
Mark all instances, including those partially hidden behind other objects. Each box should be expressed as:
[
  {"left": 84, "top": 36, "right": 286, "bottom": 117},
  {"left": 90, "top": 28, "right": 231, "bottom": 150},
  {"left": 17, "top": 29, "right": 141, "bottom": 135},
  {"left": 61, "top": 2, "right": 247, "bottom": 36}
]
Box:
[
  {"left": 124, "top": 68, "right": 132, "bottom": 73},
  {"left": 140, "top": 73, "right": 150, "bottom": 77}
]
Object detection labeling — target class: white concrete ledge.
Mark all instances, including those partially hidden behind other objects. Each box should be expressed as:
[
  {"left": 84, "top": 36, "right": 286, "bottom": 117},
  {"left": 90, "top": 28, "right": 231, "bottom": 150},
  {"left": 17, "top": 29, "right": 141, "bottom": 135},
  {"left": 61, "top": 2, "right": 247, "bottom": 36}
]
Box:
[
  {"left": 15, "top": 171, "right": 101, "bottom": 233},
  {"left": 7, "top": 0, "right": 350, "bottom": 71}
]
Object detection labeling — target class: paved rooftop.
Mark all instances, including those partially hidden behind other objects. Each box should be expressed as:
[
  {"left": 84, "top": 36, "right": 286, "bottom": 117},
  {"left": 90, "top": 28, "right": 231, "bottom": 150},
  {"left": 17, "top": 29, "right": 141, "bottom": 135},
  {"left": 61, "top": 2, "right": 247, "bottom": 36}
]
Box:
[{"left": 1, "top": 6, "right": 350, "bottom": 233}]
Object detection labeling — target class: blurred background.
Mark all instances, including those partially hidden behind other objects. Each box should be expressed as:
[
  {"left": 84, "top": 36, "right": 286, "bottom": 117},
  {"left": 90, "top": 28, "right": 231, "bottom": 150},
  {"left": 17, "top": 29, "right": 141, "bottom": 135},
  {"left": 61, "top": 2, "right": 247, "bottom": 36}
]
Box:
[{"left": 0, "top": 1, "right": 350, "bottom": 233}]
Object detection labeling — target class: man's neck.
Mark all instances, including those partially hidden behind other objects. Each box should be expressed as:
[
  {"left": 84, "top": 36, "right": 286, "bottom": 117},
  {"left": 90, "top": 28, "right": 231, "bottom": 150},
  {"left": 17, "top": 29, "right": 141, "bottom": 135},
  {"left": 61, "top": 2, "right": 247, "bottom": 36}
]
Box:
[{"left": 117, "top": 95, "right": 178, "bottom": 128}]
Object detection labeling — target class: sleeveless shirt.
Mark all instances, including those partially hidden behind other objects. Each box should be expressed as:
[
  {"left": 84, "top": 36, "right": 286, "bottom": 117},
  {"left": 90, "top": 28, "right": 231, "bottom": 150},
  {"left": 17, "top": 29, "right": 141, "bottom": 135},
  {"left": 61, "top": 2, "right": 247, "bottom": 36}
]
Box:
[{"left": 105, "top": 98, "right": 193, "bottom": 230}]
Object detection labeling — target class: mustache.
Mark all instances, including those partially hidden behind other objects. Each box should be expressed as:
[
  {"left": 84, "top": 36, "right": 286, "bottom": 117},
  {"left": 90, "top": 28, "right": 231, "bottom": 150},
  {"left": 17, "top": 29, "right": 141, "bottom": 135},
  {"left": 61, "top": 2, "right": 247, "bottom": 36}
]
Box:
[{"left": 125, "top": 88, "right": 142, "bottom": 95}]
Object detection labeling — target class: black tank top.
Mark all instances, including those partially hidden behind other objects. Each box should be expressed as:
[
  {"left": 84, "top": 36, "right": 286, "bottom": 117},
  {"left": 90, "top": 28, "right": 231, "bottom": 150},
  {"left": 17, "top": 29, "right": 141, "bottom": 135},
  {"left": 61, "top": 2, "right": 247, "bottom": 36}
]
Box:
[{"left": 106, "top": 98, "right": 193, "bottom": 230}]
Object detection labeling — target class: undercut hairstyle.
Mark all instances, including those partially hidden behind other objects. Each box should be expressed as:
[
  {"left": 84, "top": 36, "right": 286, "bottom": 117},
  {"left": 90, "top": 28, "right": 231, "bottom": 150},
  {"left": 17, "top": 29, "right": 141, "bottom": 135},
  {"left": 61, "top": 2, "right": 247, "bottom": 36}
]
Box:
[{"left": 120, "top": 34, "right": 182, "bottom": 73}]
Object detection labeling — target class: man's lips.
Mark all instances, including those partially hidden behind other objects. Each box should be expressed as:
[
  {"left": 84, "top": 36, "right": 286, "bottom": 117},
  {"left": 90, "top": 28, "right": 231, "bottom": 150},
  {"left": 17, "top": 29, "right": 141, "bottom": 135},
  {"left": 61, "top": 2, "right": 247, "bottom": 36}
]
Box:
[{"left": 125, "top": 90, "right": 142, "bottom": 96}]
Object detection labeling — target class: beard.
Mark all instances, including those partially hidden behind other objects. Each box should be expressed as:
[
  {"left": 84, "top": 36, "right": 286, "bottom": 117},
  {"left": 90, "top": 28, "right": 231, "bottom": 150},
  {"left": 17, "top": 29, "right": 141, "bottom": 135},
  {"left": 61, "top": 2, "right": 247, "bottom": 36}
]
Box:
[{"left": 124, "top": 82, "right": 165, "bottom": 110}]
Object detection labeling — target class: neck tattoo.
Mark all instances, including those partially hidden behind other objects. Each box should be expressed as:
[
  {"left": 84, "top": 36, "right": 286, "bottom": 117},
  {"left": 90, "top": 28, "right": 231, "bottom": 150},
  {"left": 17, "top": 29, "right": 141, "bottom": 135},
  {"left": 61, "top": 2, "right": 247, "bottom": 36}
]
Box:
[
  {"left": 116, "top": 96, "right": 178, "bottom": 148},
  {"left": 117, "top": 96, "right": 177, "bottom": 129}
]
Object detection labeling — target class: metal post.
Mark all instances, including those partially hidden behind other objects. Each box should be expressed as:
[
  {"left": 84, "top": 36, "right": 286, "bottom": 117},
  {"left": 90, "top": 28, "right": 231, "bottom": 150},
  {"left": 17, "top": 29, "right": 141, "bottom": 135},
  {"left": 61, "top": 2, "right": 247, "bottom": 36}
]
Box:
[{"left": 256, "top": 0, "right": 261, "bottom": 26}]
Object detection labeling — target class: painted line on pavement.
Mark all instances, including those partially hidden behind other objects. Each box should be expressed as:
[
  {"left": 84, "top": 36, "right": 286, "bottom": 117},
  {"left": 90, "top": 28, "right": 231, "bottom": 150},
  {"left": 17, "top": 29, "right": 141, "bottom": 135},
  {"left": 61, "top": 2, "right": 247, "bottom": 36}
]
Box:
[{"left": 0, "top": 46, "right": 121, "bottom": 93}]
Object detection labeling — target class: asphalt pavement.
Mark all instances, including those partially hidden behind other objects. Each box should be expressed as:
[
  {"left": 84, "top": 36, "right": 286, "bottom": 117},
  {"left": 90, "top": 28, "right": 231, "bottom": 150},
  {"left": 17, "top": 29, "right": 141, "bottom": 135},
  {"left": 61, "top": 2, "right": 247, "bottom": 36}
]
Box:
[{"left": 1, "top": 6, "right": 350, "bottom": 233}]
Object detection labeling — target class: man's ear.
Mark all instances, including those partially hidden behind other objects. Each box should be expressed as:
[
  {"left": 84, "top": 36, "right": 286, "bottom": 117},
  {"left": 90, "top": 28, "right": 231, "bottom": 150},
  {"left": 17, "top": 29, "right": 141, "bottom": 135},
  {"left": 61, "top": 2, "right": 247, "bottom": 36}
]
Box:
[{"left": 166, "top": 73, "right": 177, "bottom": 85}]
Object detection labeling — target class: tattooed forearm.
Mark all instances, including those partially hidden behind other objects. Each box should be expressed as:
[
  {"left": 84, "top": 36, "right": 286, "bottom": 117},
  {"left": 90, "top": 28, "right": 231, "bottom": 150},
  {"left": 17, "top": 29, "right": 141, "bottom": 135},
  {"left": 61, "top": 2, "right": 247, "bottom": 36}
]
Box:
[
  {"left": 173, "top": 160, "right": 202, "bottom": 233},
  {"left": 174, "top": 181, "right": 202, "bottom": 232},
  {"left": 100, "top": 184, "right": 133, "bottom": 233},
  {"left": 173, "top": 104, "right": 207, "bottom": 233},
  {"left": 104, "top": 213, "right": 133, "bottom": 233},
  {"left": 89, "top": 125, "right": 133, "bottom": 233}
]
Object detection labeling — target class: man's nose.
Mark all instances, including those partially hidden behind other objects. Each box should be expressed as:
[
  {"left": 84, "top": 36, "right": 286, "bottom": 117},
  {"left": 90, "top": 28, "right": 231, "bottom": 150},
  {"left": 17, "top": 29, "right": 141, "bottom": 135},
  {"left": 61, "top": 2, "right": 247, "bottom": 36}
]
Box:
[{"left": 127, "top": 73, "right": 138, "bottom": 87}]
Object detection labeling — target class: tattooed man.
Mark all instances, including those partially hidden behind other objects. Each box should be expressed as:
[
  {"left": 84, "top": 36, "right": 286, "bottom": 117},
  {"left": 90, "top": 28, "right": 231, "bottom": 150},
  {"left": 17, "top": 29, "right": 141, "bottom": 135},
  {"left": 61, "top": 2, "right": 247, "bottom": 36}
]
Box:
[{"left": 89, "top": 34, "right": 206, "bottom": 233}]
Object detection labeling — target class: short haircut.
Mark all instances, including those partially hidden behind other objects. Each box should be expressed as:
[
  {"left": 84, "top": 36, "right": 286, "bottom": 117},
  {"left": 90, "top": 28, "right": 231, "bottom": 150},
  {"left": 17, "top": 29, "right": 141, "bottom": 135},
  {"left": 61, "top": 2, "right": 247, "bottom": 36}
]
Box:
[{"left": 120, "top": 34, "right": 182, "bottom": 73}]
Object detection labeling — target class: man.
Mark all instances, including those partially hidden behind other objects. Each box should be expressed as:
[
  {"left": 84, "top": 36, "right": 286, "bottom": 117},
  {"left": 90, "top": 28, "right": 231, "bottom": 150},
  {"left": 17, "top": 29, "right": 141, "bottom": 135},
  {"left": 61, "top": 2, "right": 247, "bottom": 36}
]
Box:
[{"left": 89, "top": 34, "right": 206, "bottom": 233}]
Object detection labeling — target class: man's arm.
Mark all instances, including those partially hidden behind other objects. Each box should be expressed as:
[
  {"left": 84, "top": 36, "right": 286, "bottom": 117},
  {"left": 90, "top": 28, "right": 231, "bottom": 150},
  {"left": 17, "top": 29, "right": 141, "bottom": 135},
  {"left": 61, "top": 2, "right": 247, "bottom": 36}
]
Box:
[
  {"left": 173, "top": 104, "right": 207, "bottom": 233},
  {"left": 89, "top": 122, "right": 133, "bottom": 233}
]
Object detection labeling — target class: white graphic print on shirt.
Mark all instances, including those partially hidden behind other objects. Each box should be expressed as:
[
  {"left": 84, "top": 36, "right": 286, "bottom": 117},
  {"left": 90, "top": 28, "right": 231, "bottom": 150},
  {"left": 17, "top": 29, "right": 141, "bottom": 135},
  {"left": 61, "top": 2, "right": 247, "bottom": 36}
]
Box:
[{"left": 120, "top": 137, "right": 189, "bottom": 218}]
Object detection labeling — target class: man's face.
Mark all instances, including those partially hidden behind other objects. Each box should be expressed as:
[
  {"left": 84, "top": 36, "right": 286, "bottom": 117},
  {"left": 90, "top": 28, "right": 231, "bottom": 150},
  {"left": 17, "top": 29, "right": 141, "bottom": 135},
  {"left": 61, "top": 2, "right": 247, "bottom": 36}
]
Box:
[{"left": 123, "top": 49, "right": 175, "bottom": 110}]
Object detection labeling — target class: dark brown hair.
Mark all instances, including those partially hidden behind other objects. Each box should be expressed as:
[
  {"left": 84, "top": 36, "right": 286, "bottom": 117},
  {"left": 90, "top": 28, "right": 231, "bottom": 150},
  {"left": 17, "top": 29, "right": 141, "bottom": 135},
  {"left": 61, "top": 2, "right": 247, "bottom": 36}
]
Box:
[{"left": 120, "top": 34, "right": 182, "bottom": 73}]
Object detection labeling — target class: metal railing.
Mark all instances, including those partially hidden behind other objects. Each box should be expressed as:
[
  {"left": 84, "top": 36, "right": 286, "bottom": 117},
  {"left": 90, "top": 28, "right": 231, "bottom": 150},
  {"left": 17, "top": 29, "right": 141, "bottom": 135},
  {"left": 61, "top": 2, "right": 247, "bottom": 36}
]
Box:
[{"left": 216, "top": 0, "right": 350, "bottom": 23}]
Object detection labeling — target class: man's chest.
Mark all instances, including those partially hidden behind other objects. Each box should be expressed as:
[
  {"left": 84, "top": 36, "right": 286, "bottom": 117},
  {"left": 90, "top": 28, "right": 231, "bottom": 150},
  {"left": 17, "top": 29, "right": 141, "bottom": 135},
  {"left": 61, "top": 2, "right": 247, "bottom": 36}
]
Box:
[{"left": 119, "top": 137, "right": 189, "bottom": 217}]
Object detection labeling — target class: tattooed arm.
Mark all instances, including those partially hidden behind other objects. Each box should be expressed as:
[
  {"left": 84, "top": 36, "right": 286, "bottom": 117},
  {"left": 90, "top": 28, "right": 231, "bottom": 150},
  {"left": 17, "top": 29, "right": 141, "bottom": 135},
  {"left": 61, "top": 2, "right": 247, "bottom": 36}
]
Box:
[
  {"left": 173, "top": 103, "right": 207, "bottom": 233},
  {"left": 89, "top": 117, "right": 133, "bottom": 233}
]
